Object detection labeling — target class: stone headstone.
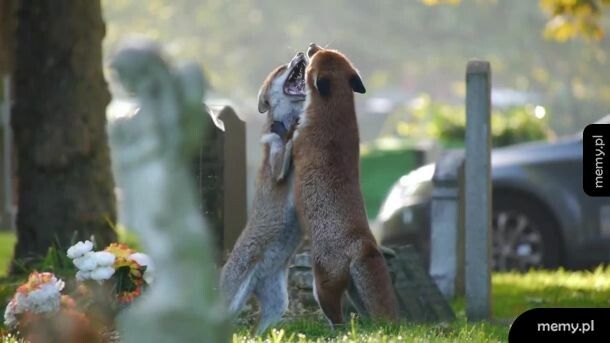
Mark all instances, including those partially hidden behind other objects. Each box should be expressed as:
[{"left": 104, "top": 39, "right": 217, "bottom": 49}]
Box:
[
  {"left": 287, "top": 245, "right": 455, "bottom": 322},
  {"left": 196, "top": 105, "right": 247, "bottom": 258},
  {"left": 386, "top": 246, "right": 455, "bottom": 322},
  {"left": 430, "top": 150, "right": 465, "bottom": 298}
]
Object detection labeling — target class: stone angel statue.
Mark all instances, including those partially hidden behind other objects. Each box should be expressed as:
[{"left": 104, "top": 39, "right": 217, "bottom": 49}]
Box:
[{"left": 108, "top": 40, "right": 228, "bottom": 343}]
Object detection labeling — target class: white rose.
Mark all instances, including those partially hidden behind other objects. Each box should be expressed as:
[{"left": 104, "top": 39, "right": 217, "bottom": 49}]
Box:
[
  {"left": 55, "top": 278, "right": 65, "bottom": 292},
  {"left": 66, "top": 240, "right": 93, "bottom": 259},
  {"left": 73, "top": 252, "right": 97, "bottom": 271},
  {"left": 129, "top": 253, "right": 155, "bottom": 284},
  {"left": 90, "top": 267, "right": 115, "bottom": 281},
  {"left": 92, "top": 251, "right": 115, "bottom": 267},
  {"left": 76, "top": 270, "right": 91, "bottom": 281}
]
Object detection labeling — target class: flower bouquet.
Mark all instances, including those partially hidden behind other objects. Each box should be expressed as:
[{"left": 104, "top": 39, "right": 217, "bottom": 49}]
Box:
[
  {"left": 67, "top": 241, "right": 154, "bottom": 305},
  {"left": 3, "top": 240, "right": 154, "bottom": 340},
  {"left": 3, "top": 272, "right": 98, "bottom": 342}
]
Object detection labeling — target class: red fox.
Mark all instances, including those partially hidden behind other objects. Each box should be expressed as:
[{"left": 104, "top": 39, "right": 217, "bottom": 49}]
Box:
[
  {"left": 220, "top": 52, "right": 307, "bottom": 333},
  {"left": 292, "top": 44, "right": 398, "bottom": 325}
]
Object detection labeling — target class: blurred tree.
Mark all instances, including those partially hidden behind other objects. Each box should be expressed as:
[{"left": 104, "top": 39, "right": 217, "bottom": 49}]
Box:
[
  {"left": 11, "top": 1, "right": 117, "bottom": 271},
  {"left": 0, "top": 0, "right": 16, "bottom": 79},
  {"left": 421, "top": 0, "right": 610, "bottom": 41},
  {"left": 540, "top": 0, "right": 610, "bottom": 41}
]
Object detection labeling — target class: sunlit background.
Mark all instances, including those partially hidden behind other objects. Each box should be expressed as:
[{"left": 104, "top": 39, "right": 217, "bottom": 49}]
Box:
[
  {"left": 101, "top": 0, "right": 610, "bottom": 212},
  {"left": 102, "top": 0, "right": 610, "bottom": 131}
]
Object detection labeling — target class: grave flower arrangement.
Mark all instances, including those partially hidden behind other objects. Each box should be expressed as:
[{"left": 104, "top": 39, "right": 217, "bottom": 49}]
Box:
[
  {"left": 67, "top": 240, "right": 154, "bottom": 304},
  {"left": 3, "top": 272, "right": 97, "bottom": 342},
  {"left": 3, "top": 240, "right": 154, "bottom": 338},
  {"left": 3, "top": 272, "right": 69, "bottom": 330}
]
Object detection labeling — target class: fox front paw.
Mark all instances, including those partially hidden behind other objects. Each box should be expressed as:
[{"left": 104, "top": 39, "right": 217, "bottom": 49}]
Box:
[
  {"left": 261, "top": 132, "right": 282, "bottom": 145},
  {"left": 270, "top": 121, "right": 288, "bottom": 140}
]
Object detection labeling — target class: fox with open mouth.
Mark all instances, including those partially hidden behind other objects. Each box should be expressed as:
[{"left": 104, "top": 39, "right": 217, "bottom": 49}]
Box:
[{"left": 220, "top": 52, "right": 307, "bottom": 334}]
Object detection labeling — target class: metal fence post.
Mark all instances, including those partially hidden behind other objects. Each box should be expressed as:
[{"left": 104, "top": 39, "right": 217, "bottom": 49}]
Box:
[{"left": 465, "top": 60, "right": 492, "bottom": 321}]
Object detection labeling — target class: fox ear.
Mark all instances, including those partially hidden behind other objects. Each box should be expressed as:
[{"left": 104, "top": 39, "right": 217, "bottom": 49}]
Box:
[
  {"left": 350, "top": 74, "right": 366, "bottom": 94},
  {"left": 315, "top": 76, "right": 331, "bottom": 97},
  {"left": 257, "top": 87, "right": 270, "bottom": 113}
]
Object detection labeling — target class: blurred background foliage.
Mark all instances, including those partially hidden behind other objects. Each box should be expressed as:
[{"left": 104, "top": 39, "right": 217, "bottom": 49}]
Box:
[
  {"left": 362, "top": 95, "right": 554, "bottom": 217},
  {"left": 427, "top": 0, "right": 610, "bottom": 41},
  {"left": 102, "top": 0, "right": 610, "bottom": 135},
  {"left": 539, "top": 0, "right": 610, "bottom": 41},
  {"left": 381, "top": 95, "right": 554, "bottom": 148}
]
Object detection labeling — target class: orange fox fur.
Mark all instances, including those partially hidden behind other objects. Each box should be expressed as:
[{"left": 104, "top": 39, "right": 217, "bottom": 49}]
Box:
[{"left": 292, "top": 44, "right": 398, "bottom": 325}]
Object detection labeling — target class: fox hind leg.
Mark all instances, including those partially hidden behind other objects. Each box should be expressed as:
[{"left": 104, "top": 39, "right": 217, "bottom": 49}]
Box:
[
  {"left": 312, "top": 265, "right": 348, "bottom": 327},
  {"left": 254, "top": 269, "right": 289, "bottom": 335},
  {"left": 349, "top": 241, "right": 398, "bottom": 322},
  {"left": 346, "top": 280, "right": 368, "bottom": 318},
  {"left": 220, "top": 267, "right": 256, "bottom": 317}
]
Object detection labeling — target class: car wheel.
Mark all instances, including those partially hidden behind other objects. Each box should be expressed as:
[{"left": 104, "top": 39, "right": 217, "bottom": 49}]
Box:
[{"left": 492, "top": 194, "right": 561, "bottom": 271}]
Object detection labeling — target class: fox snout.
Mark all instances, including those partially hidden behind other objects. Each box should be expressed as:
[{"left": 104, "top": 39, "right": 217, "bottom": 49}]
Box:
[{"left": 290, "top": 52, "right": 306, "bottom": 67}]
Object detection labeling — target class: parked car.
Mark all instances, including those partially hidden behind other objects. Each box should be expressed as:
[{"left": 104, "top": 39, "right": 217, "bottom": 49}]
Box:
[{"left": 372, "top": 116, "right": 610, "bottom": 271}]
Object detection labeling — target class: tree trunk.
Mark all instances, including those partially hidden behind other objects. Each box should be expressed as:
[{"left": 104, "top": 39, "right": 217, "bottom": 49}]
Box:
[
  {"left": 0, "top": 1, "right": 17, "bottom": 232},
  {"left": 0, "top": 0, "right": 16, "bottom": 78},
  {"left": 11, "top": 0, "right": 117, "bottom": 271}
]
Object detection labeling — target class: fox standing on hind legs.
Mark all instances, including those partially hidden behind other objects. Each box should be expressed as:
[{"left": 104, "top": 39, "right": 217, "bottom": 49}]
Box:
[
  {"left": 292, "top": 43, "right": 398, "bottom": 325},
  {"left": 220, "top": 52, "right": 307, "bottom": 334}
]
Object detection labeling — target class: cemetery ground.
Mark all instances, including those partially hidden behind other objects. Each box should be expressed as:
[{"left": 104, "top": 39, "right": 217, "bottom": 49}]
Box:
[{"left": 0, "top": 234, "right": 608, "bottom": 341}]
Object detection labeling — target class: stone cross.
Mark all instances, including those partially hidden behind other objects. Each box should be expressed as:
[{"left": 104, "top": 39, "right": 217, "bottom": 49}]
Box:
[{"left": 108, "top": 40, "right": 229, "bottom": 342}]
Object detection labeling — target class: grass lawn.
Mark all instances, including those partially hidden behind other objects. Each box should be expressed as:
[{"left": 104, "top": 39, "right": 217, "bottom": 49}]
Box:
[
  {"left": 233, "top": 269, "right": 610, "bottom": 342},
  {"left": 234, "top": 318, "right": 508, "bottom": 342},
  {"left": 0, "top": 232, "right": 15, "bottom": 276},
  {"left": 0, "top": 232, "right": 608, "bottom": 342}
]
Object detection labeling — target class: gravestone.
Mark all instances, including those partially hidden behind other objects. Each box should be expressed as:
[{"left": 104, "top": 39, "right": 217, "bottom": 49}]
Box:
[
  {"left": 108, "top": 40, "right": 229, "bottom": 343},
  {"left": 385, "top": 246, "right": 455, "bottom": 322},
  {"left": 288, "top": 245, "right": 455, "bottom": 322},
  {"left": 430, "top": 150, "right": 465, "bottom": 298},
  {"left": 197, "top": 105, "right": 247, "bottom": 256}
]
